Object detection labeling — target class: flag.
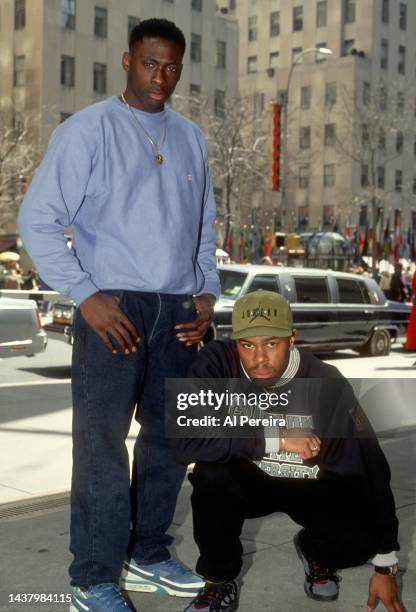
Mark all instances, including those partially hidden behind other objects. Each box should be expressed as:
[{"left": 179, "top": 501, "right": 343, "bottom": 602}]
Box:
[
  {"left": 381, "top": 216, "right": 391, "bottom": 259},
  {"left": 393, "top": 209, "right": 403, "bottom": 263},
  {"left": 265, "top": 225, "right": 272, "bottom": 257},
  {"left": 375, "top": 207, "right": 383, "bottom": 260},
  {"left": 345, "top": 218, "right": 351, "bottom": 240},
  {"left": 225, "top": 227, "right": 233, "bottom": 254}
]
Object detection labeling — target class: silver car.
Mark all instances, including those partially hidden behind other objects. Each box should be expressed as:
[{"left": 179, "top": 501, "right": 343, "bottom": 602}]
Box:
[{"left": 0, "top": 296, "right": 47, "bottom": 358}]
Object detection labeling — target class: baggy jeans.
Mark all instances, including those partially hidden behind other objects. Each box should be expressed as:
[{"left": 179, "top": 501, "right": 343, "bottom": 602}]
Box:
[{"left": 69, "top": 291, "right": 197, "bottom": 587}]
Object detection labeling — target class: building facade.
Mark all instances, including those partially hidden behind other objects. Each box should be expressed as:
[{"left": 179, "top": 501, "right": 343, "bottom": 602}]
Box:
[
  {"left": 0, "top": 0, "right": 238, "bottom": 233},
  {"left": 220, "top": 0, "right": 416, "bottom": 234}
]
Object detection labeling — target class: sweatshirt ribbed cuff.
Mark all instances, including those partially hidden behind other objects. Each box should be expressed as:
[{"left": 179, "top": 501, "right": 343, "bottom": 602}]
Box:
[{"left": 371, "top": 552, "right": 398, "bottom": 566}]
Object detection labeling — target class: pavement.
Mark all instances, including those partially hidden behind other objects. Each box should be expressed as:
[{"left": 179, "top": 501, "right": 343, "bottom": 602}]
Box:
[{"left": 1, "top": 345, "right": 416, "bottom": 611}]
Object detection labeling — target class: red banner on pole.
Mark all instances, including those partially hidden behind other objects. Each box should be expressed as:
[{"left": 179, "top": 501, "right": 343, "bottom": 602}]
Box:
[{"left": 271, "top": 103, "right": 281, "bottom": 192}]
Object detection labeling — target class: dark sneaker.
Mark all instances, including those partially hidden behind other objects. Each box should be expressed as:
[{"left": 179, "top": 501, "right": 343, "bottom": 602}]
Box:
[
  {"left": 70, "top": 583, "right": 134, "bottom": 611},
  {"left": 121, "top": 557, "right": 204, "bottom": 597},
  {"left": 294, "top": 532, "right": 340, "bottom": 602},
  {"left": 184, "top": 580, "right": 238, "bottom": 612}
]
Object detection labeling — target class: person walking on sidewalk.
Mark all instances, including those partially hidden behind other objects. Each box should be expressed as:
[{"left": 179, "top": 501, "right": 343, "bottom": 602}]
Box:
[
  {"left": 173, "top": 291, "right": 404, "bottom": 612},
  {"left": 18, "top": 18, "right": 218, "bottom": 612}
]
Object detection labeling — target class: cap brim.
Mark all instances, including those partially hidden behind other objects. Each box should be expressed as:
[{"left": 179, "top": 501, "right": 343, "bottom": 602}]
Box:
[{"left": 231, "top": 326, "right": 293, "bottom": 340}]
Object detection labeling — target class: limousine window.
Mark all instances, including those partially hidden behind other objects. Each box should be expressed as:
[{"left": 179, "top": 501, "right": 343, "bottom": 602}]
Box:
[
  {"left": 293, "top": 277, "right": 329, "bottom": 303},
  {"left": 337, "top": 278, "right": 371, "bottom": 304},
  {"left": 219, "top": 269, "right": 246, "bottom": 299},
  {"left": 247, "top": 274, "right": 280, "bottom": 294}
]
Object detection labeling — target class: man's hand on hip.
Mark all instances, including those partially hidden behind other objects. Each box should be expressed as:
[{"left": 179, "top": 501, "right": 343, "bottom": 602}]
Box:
[
  {"left": 175, "top": 294, "right": 215, "bottom": 347},
  {"left": 79, "top": 293, "right": 140, "bottom": 354},
  {"left": 367, "top": 573, "right": 404, "bottom": 612}
]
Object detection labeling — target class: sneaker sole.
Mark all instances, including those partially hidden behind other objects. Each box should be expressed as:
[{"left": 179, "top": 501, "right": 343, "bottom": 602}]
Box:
[
  {"left": 121, "top": 576, "right": 202, "bottom": 598},
  {"left": 294, "top": 534, "right": 339, "bottom": 603}
]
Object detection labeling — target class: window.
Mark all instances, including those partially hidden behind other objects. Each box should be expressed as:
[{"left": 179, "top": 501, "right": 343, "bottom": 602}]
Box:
[
  {"left": 214, "top": 89, "right": 225, "bottom": 118},
  {"left": 344, "top": 0, "right": 356, "bottom": 23},
  {"left": 414, "top": 137, "right": 416, "bottom": 156},
  {"left": 248, "top": 16, "right": 257, "bottom": 41},
  {"left": 379, "top": 86, "right": 387, "bottom": 111},
  {"left": 324, "top": 123, "right": 336, "bottom": 146},
  {"left": 292, "top": 47, "right": 303, "bottom": 63},
  {"left": 380, "top": 39, "right": 388, "bottom": 69},
  {"left": 343, "top": 39, "right": 355, "bottom": 55},
  {"left": 398, "top": 45, "right": 406, "bottom": 75},
  {"left": 397, "top": 91, "right": 404, "bottom": 115},
  {"left": 216, "top": 40, "right": 226, "bottom": 69},
  {"left": 325, "top": 82, "right": 337, "bottom": 107},
  {"left": 294, "top": 277, "right": 329, "bottom": 303},
  {"left": 247, "top": 56, "right": 257, "bottom": 73},
  {"left": 191, "top": 33, "right": 201, "bottom": 62},
  {"left": 60, "top": 112, "right": 72, "bottom": 123},
  {"left": 61, "top": 0, "right": 76, "bottom": 30},
  {"left": 192, "top": 0, "right": 202, "bottom": 11},
  {"left": 94, "top": 6, "right": 107, "bottom": 38},
  {"left": 379, "top": 128, "right": 386, "bottom": 150},
  {"left": 14, "top": 0, "right": 25, "bottom": 30},
  {"left": 395, "top": 169, "right": 403, "bottom": 192},
  {"left": 269, "top": 51, "right": 279, "bottom": 68},
  {"left": 127, "top": 16, "right": 140, "bottom": 41},
  {"left": 298, "top": 166, "right": 310, "bottom": 189},
  {"left": 248, "top": 275, "right": 279, "bottom": 293},
  {"left": 219, "top": 270, "right": 246, "bottom": 300},
  {"left": 363, "top": 82, "right": 371, "bottom": 106},
  {"left": 270, "top": 11, "right": 279, "bottom": 36},
  {"left": 358, "top": 205, "right": 368, "bottom": 226},
  {"left": 377, "top": 166, "right": 385, "bottom": 189},
  {"left": 93, "top": 62, "right": 106, "bottom": 94},
  {"left": 361, "top": 164, "right": 369, "bottom": 187},
  {"left": 316, "top": 1, "right": 327, "bottom": 27},
  {"left": 293, "top": 6, "right": 303, "bottom": 31},
  {"left": 190, "top": 84, "right": 201, "bottom": 120},
  {"left": 298, "top": 206, "right": 309, "bottom": 228},
  {"left": 361, "top": 123, "right": 369, "bottom": 145},
  {"left": 300, "top": 86, "right": 311, "bottom": 110},
  {"left": 413, "top": 176, "right": 416, "bottom": 195},
  {"left": 323, "top": 204, "right": 335, "bottom": 227},
  {"left": 324, "top": 164, "right": 335, "bottom": 187},
  {"left": 13, "top": 55, "right": 25, "bottom": 87},
  {"left": 382, "top": 0, "right": 389, "bottom": 23},
  {"left": 396, "top": 132, "right": 404, "bottom": 154},
  {"left": 399, "top": 2, "right": 407, "bottom": 30},
  {"left": 337, "top": 279, "right": 370, "bottom": 304},
  {"left": 12, "top": 111, "right": 24, "bottom": 135},
  {"left": 61, "top": 55, "right": 75, "bottom": 88},
  {"left": 299, "top": 126, "right": 311, "bottom": 149}
]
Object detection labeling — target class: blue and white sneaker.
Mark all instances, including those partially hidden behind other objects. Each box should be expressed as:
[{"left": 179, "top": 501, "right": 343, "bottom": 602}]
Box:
[
  {"left": 70, "top": 583, "right": 134, "bottom": 612},
  {"left": 121, "top": 558, "right": 204, "bottom": 597}
]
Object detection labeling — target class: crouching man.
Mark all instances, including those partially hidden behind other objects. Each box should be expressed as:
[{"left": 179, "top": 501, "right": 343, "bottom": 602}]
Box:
[{"left": 173, "top": 290, "right": 404, "bottom": 612}]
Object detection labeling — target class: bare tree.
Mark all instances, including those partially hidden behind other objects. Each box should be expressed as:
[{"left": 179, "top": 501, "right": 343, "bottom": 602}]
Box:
[
  {"left": 0, "top": 111, "right": 40, "bottom": 230},
  {"left": 173, "top": 94, "right": 269, "bottom": 250},
  {"left": 330, "top": 79, "right": 415, "bottom": 271}
]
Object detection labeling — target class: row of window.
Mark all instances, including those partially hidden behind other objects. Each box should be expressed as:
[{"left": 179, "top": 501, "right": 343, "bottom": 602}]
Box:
[
  {"left": 380, "top": 40, "right": 407, "bottom": 74},
  {"left": 247, "top": 0, "right": 407, "bottom": 41},
  {"left": 296, "top": 164, "right": 416, "bottom": 195}
]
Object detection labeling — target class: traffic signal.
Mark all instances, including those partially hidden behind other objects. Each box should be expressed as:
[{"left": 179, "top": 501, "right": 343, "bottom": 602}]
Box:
[{"left": 271, "top": 103, "right": 282, "bottom": 192}]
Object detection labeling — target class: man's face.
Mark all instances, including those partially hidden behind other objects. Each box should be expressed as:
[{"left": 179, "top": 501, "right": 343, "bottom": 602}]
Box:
[
  {"left": 122, "top": 37, "right": 183, "bottom": 112},
  {"left": 236, "top": 335, "right": 295, "bottom": 383}
]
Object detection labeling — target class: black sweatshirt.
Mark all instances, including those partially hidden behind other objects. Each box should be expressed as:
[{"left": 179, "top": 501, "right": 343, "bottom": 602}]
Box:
[{"left": 172, "top": 339, "right": 399, "bottom": 556}]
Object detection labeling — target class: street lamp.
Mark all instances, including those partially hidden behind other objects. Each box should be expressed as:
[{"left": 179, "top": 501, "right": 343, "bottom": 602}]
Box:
[{"left": 279, "top": 46, "right": 333, "bottom": 232}]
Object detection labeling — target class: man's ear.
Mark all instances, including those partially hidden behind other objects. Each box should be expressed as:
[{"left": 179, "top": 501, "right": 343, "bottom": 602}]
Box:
[
  {"left": 289, "top": 330, "right": 296, "bottom": 350},
  {"left": 122, "top": 52, "right": 131, "bottom": 73}
]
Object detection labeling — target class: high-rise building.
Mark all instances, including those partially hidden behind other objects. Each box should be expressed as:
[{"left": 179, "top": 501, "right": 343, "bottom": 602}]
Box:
[
  {"left": 220, "top": 0, "right": 416, "bottom": 233},
  {"left": 0, "top": 0, "right": 238, "bottom": 233}
]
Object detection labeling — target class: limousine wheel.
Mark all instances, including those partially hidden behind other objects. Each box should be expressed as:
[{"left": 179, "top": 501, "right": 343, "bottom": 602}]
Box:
[{"left": 360, "top": 329, "right": 391, "bottom": 357}]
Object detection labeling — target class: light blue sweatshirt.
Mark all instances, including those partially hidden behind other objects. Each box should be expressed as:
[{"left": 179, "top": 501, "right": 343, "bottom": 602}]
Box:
[{"left": 18, "top": 96, "right": 219, "bottom": 305}]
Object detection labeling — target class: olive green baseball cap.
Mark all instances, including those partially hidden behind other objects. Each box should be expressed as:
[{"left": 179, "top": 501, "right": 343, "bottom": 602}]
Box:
[{"left": 231, "top": 290, "right": 293, "bottom": 339}]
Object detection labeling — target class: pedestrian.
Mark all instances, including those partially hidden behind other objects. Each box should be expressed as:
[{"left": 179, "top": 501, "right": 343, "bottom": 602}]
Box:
[
  {"left": 379, "top": 270, "right": 392, "bottom": 299},
  {"left": 390, "top": 264, "right": 407, "bottom": 302},
  {"left": 18, "top": 18, "right": 219, "bottom": 612},
  {"left": 173, "top": 290, "right": 404, "bottom": 612}
]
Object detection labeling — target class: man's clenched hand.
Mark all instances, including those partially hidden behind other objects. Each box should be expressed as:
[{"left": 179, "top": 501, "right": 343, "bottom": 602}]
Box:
[
  {"left": 79, "top": 293, "right": 140, "bottom": 354},
  {"left": 367, "top": 573, "right": 404, "bottom": 612},
  {"left": 175, "top": 294, "right": 216, "bottom": 346}
]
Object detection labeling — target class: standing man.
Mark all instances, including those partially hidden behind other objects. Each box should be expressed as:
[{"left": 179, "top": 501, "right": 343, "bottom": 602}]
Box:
[
  {"left": 173, "top": 291, "right": 403, "bottom": 612},
  {"left": 18, "top": 19, "right": 218, "bottom": 612}
]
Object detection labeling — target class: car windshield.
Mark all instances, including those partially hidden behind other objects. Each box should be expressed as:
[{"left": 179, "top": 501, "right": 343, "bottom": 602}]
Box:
[{"left": 219, "top": 269, "right": 247, "bottom": 300}]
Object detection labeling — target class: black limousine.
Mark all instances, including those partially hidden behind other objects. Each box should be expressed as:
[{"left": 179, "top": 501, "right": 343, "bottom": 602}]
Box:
[{"left": 207, "top": 265, "right": 411, "bottom": 357}]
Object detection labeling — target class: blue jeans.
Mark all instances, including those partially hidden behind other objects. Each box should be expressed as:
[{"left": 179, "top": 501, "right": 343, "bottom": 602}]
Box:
[{"left": 69, "top": 291, "right": 197, "bottom": 587}]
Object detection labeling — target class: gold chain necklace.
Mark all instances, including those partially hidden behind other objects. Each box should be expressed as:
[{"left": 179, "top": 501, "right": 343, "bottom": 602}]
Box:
[{"left": 120, "top": 93, "right": 167, "bottom": 164}]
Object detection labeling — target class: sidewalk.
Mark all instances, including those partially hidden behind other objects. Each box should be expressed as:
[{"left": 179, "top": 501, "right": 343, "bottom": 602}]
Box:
[{"left": 1, "top": 430, "right": 415, "bottom": 612}]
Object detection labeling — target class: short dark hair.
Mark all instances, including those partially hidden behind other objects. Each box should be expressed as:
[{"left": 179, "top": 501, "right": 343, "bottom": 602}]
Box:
[{"left": 129, "top": 18, "right": 186, "bottom": 55}]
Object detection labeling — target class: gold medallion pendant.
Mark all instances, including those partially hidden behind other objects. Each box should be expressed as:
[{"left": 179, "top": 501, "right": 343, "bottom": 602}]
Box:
[{"left": 155, "top": 153, "right": 164, "bottom": 164}]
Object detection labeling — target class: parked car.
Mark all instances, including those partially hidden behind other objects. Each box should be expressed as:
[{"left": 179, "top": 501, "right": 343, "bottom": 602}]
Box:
[
  {"left": 46, "top": 265, "right": 411, "bottom": 357},
  {"left": 208, "top": 265, "right": 411, "bottom": 356},
  {"left": 0, "top": 296, "right": 47, "bottom": 358}
]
